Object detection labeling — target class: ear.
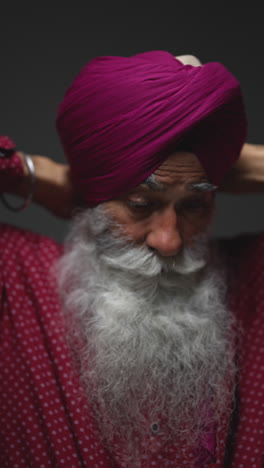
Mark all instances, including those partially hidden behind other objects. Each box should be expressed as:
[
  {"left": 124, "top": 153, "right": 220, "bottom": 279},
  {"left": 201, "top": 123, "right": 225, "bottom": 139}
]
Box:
[{"left": 175, "top": 55, "right": 202, "bottom": 66}]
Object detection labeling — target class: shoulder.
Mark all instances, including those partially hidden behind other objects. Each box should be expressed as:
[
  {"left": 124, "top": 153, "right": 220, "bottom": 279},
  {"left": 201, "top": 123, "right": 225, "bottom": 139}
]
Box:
[
  {"left": 0, "top": 222, "right": 63, "bottom": 271},
  {"left": 216, "top": 231, "right": 264, "bottom": 272},
  {"left": 217, "top": 232, "right": 264, "bottom": 325}
]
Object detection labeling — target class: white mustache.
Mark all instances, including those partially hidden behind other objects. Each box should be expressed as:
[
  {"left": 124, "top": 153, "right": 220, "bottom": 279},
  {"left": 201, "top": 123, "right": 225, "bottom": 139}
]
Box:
[{"left": 99, "top": 233, "right": 209, "bottom": 277}]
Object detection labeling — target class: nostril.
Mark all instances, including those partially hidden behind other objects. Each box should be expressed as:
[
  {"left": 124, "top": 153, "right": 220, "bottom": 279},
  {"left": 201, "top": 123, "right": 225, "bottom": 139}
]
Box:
[{"left": 148, "top": 246, "right": 156, "bottom": 253}]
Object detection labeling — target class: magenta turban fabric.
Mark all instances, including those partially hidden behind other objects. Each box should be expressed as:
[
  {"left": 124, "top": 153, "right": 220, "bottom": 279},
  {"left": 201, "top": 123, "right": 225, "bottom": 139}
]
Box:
[{"left": 56, "top": 50, "right": 247, "bottom": 206}]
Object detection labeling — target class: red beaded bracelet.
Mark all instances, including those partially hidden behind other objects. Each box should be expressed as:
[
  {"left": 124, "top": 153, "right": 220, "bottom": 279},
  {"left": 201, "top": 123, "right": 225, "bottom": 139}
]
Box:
[{"left": 0, "top": 136, "right": 35, "bottom": 211}]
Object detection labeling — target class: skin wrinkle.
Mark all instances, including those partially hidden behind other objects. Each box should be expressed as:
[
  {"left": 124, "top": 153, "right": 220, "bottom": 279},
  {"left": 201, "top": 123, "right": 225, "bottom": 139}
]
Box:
[{"left": 137, "top": 152, "right": 214, "bottom": 194}]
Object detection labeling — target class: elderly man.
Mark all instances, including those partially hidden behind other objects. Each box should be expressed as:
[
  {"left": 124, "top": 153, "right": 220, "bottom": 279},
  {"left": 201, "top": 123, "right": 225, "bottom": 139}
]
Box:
[{"left": 0, "top": 52, "right": 263, "bottom": 467}]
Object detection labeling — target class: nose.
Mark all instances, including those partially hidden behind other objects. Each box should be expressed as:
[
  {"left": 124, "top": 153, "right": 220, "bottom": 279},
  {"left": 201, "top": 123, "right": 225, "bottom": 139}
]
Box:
[{"left": 145, "top": 209, "right": 183, "bottom": 257}]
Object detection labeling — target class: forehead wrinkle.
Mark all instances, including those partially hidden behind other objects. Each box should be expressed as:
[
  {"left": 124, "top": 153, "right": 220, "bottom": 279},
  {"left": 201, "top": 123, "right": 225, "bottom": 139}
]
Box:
[
  {"left": 154, "top": 165, "right": 206, "bottom": 177},
  {"left": 135, "top": 152, "right": 211, "bottom": 195},
  {"left": 154, "top": 170, "right": 209, "bottom": 187},
  {"left": 155, "top": 150, "right": 207, "bottom": 173}
]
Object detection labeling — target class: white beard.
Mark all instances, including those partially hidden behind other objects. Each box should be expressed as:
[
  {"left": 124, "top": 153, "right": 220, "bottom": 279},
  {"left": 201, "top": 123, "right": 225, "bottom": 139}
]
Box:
[{"left": 55, "top": 206, "right": 236, "bottom": 466}]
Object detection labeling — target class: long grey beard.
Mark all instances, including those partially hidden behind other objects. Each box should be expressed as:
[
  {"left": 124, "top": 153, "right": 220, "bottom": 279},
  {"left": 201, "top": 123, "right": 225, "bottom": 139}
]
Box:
[{"left": 55, "top": 207, "right": 236, "bottom": 466}]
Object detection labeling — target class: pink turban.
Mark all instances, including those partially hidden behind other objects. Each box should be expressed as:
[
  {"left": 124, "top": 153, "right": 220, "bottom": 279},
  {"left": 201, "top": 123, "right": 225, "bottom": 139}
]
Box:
[{"left": 56, "top": 50, "right": 247, "bottom": 206}]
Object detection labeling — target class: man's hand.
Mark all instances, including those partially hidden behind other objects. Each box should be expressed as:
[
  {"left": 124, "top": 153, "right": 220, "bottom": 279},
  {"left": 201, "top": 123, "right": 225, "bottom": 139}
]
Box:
[{"left": 15, "top": 152, "right": 79, "bottom": 218}]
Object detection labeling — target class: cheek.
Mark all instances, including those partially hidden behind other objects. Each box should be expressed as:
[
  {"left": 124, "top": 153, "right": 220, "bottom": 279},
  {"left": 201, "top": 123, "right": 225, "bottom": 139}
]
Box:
[
  {"left": 120, "top": 224, "right": 147, "bottom": 243},
  {"left": 180, "top": 208, "right": 214, "bottom": 242}
]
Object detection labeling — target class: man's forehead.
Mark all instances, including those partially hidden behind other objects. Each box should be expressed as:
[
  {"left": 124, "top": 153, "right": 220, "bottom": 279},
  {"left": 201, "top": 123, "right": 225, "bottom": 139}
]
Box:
[
  {"left": 139, "top": 151, "right": 216, "bottom": 193},
  {"left": 154, "top": 151, "right": 207, "bottom": 177}
]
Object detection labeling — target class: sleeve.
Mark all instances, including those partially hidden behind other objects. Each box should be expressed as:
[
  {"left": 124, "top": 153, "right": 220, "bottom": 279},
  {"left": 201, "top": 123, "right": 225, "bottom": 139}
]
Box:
[{"left": 0, "top": 136, "right": 24, "bottom": 193}]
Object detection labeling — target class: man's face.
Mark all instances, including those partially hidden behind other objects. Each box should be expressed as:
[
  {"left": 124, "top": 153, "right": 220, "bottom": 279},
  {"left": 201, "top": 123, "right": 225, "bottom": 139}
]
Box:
[{"left": 103, "top": 151, "right": 215, "bottom": 257}]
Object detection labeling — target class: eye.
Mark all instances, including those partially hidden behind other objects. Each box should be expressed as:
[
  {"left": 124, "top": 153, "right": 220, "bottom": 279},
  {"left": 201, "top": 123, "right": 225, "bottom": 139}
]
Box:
[
  {"left": 125, "top": 194, "right": 157, "bottom": 216},
  {"left": 127, "top": 199, "right": 152, "bottom": 212}
]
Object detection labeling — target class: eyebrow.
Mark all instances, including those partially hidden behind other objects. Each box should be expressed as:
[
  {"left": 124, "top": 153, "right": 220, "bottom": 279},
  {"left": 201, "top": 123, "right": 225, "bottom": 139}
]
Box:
[
  {"left": 142, "top": 175, "right": 218, "bottom": 192},
  {"left": 143, "top": 174, "right": 165, "bottom": 191},
  {"left": 187, "top": 182, "right": 218, "bottom": 192}
]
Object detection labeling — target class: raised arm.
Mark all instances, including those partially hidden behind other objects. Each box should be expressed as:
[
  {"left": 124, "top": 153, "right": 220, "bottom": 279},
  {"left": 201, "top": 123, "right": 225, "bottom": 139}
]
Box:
[
  {"left": 14, "top": 152, "right": 76, "bottom": 218},
  {"left": 219, "top": 143, "right": 264, "bottom": 193},
  {"left": 2, "top": 138, "right": 264, "bottom": 219},
  {"left": 0, "top": 136, "right": 77, "bottom": 218}
]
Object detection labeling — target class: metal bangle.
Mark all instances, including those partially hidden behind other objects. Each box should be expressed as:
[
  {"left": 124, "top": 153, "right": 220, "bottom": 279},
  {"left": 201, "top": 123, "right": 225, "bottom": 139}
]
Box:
[{"left": 1, "top": 153, "right": 36, "bottom": 212}]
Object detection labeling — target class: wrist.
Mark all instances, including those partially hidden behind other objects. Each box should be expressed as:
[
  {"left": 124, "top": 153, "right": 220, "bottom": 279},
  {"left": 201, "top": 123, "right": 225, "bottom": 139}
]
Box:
[
  {"left": 11, "top": 152, "right": 32, "bottom": 197},
  {"left": 0, "top": 136, "right": 25, "bottom": 194}
]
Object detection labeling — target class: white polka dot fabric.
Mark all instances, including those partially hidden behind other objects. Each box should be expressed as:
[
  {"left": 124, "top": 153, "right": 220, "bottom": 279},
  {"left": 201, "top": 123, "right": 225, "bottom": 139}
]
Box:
[
  {"left": 226, "top": 234, "right": 264, "bottom": 467},
  {"left": 0, "top": 224, "right": 263, "bottom": 467},
  {"left": 0, "top": 224, "right": 116, "bottom": 467}
]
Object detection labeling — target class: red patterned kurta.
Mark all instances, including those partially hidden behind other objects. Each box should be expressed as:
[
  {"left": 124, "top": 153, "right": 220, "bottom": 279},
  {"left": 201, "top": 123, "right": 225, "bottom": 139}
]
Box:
[{"left": 0, "top": 138, "right": 263, "bottom": 467}]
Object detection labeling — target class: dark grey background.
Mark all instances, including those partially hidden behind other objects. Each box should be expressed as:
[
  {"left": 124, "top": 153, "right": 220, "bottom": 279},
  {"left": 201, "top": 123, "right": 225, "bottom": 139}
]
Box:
[{"left": 1, "top": 3, "right": 263, "bottom": 244}]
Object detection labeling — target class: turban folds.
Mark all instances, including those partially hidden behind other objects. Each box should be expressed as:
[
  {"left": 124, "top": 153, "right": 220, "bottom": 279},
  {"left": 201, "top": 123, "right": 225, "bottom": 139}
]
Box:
[{"left": 56, "top": 50, "right": 247, "bottom": 206}]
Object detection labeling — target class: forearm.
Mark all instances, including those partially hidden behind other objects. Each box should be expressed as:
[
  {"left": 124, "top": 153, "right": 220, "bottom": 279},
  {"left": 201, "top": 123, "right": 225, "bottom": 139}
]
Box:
[
  {"left": 9, "top": 152, "right": 75, "bottom": 218},
  {"left": 220, "top": 143, "right": 264, "bottom": 193}
]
